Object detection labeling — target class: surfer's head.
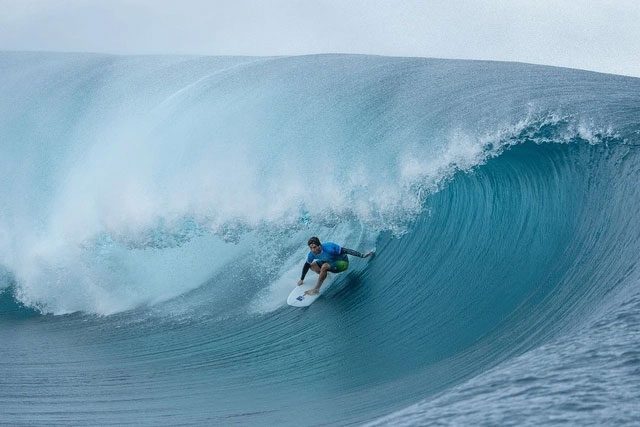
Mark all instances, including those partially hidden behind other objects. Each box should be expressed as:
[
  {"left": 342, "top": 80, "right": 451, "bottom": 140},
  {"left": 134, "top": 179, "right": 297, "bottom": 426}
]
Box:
[{"left": 308, "top": 236, "right": 322, "bottom": 254}]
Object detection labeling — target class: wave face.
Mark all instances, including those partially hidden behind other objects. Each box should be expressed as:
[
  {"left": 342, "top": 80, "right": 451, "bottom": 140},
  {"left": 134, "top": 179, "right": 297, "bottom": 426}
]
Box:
[{"left": 1, "top": 52, "right": 639, "bottom": 425}]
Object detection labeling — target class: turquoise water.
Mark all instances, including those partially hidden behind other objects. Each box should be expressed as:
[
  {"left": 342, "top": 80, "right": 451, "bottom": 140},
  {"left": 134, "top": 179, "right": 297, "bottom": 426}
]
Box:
[{"left": 1, "top": 52, "right": 639, "bottom": 425}]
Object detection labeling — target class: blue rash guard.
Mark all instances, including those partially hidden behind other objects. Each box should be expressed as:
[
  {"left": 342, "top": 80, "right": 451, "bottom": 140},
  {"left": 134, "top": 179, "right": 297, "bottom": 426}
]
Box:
[{"left": 306, "top": 242, "right": 348, "bottom": 264}]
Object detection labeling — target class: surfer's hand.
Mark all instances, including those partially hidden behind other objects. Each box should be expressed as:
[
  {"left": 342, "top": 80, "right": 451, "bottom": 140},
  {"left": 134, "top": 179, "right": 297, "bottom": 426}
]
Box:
[{"left": 297, "top": 279, "right": 304, "bottom": 286}]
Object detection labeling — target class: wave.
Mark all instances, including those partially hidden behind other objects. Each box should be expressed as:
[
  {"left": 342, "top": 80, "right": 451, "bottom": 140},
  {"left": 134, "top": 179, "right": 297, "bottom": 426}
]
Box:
[
  {"left": 1, "top": 51, "right": 640, "bottom": 425},
  {"left": 2, "top": 52, "right": 637, "bottom": 316}
]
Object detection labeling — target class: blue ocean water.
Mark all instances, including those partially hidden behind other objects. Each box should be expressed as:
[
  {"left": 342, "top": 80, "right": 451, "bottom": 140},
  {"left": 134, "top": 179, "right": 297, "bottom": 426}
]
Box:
[{"left": 1, "top": 51, "right": 639, "bottom": 425}]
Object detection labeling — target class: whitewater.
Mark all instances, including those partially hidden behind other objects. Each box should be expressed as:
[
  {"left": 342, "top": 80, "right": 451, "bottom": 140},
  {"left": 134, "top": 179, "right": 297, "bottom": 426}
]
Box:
[{"left": 1, "top": 51, "right": 639, "bottom": 425}]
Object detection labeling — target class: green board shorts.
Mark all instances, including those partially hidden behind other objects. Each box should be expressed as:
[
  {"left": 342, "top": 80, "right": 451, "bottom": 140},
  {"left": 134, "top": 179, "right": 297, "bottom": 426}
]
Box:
[{"left": 317, "top": 260, "right": 349, "bottom": 273}]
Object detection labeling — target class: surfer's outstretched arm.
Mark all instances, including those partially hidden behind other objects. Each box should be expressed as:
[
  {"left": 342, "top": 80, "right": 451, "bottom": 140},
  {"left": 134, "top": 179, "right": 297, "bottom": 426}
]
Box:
[{"left": 341, "top": 247, "right": 373, "bottom": 258}]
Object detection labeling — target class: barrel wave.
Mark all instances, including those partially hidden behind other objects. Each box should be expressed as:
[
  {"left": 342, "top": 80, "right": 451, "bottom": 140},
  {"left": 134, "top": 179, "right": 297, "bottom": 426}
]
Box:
[{"left": 1, "top": 52, "right": 639, "bottom": 425}]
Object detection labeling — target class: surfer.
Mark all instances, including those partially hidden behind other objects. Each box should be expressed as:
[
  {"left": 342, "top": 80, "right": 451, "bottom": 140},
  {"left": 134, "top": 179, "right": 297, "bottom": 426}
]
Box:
[{"left": 298, "top": 236, "right": 373, "bottom": 295}]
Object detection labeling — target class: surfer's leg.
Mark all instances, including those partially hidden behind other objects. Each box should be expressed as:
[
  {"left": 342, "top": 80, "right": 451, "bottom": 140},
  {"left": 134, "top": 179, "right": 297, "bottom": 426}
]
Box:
[
  {"left": 316, "top": 262, "right": 332, "bottom": 288},
  {"left": 309, "top": 262, "right": 321, "bottom": 274},
  {"left": 305, "top": 262, "right": 332, "bottom": 295}
]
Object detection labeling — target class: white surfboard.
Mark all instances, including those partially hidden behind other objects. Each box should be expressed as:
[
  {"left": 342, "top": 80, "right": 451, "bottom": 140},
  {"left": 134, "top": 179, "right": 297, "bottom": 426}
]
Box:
[{"left": 287, "top": 282, "right": 321, "bottom": 307}]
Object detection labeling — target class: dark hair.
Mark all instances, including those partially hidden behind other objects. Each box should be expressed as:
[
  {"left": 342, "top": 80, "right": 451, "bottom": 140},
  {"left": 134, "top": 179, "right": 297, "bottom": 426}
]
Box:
[{"left": 307, "top": 236, "right": 321, "bottom": 246}]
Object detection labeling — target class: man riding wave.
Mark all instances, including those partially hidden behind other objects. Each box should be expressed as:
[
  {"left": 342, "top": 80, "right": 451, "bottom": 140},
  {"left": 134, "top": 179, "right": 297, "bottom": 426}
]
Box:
[{"left": 298, "top": 236, "right": 373, "bottom": 295}]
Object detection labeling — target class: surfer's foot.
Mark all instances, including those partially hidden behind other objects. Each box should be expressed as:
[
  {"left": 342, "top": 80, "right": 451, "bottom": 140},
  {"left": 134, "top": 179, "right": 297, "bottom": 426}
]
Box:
[{"left": 305, "top": 288, "right": 319, "bottom": 296}]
